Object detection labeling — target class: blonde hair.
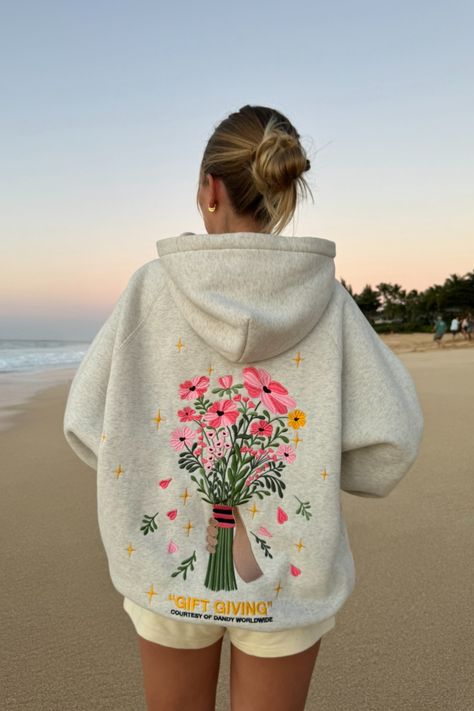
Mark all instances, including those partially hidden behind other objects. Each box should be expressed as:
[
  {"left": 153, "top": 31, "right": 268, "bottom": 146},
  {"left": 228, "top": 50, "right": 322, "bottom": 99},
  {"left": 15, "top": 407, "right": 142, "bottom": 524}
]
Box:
[{"left": 198, "top": 105, "right": 313, "bottom": 234}]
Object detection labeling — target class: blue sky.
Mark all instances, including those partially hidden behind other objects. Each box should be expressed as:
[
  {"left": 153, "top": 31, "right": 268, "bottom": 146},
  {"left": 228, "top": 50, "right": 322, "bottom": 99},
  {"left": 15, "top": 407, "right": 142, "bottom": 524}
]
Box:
[{"left": 1, "top": 0, "right": 473, "bottom": 339}]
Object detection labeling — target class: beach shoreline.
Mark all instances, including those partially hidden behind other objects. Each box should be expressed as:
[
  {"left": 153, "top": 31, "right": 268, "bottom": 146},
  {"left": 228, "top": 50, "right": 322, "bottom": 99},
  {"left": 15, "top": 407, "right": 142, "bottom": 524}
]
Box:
[{"left": 0, "top": 366, "right": 76, "bottom": 432}]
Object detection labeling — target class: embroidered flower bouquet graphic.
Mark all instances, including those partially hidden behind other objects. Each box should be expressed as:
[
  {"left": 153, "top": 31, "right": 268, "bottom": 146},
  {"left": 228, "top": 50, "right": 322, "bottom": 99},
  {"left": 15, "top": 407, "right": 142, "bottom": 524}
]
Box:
[{"left": 142, "top": 366, "right": 307, "bottom": 592}]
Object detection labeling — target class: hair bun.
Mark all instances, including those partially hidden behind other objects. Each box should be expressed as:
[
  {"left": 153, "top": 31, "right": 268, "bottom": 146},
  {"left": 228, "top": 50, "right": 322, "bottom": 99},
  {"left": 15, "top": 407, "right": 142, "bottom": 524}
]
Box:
[{"left": 251, "top": 126, "right": 309, "bottom": 195}]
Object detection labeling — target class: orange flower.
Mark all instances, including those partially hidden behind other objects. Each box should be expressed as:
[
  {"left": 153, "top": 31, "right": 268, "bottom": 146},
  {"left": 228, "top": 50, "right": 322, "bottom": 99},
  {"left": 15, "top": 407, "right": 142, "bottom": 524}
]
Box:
[{"left": 287, "top": 409, "right": 306, "bottom": 429}]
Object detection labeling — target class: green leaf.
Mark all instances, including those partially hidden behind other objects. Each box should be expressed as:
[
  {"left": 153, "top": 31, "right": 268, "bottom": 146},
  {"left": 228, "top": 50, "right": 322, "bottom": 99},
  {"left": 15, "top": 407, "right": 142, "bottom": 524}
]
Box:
[
  {"left": 171, "top": 551, "right": 197, "bottom": 580},
  {"left": 140, "top": 512, "right": 158, "bottom": 535}
]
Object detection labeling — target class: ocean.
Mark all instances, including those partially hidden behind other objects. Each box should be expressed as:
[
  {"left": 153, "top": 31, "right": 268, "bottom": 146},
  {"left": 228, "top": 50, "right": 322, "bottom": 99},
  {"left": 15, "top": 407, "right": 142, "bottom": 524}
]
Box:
[{"left": 0, "top": 339, "right": 91, "bottom": 374}]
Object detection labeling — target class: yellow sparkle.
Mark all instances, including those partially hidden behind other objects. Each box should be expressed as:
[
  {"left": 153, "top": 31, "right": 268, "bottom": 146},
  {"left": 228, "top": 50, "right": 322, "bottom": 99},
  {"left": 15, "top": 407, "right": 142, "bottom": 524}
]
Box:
[
  {"left": 292, "top": 351, "right": 304, "bottom": 367},
  {"left": 184, "top": 520, "right": 193, "bottom": 536},
  {"left": 180, "top": 488, "right": 191, "bottom": 505},
  {"left": 292, "top": 433, "right": 303, "bottom": 447},
  {"left": 207, "top": 364, "right": 214, "bottom": 377},
  {"left": 295, "top": 539, "right": 305, "bottom": 552},
  {"left": 100, "top": 433, "right": 107, "bottom": 443},
  {"left": 176, "top": 337, "right": 184, "bottom": 352},
  {"left": 146, "top": 584, "right": 158, "bottom": 603},
  {"left": 114, "top": 465, "right": 124, "bottom": 479},
  {"left": 321, "top": 467, "right": 329, "bottom": 481},
  {"left": 126, "top": 543, "right": 136, "bottom": 557},
  {"left": 152, "top": 410, "right": 165, "bottom": 429},
  {"left": 247, "top": 502, "right": 260, "bottom": 519},
  {"left": 274, "top": 581, "right": 283, "bottom": 596}
]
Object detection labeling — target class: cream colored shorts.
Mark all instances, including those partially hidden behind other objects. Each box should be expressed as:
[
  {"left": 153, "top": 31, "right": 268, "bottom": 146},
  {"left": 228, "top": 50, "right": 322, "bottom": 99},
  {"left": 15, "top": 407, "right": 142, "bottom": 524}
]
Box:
[{"left": 123, "top": 596, "right": 335, "bottom": 658}]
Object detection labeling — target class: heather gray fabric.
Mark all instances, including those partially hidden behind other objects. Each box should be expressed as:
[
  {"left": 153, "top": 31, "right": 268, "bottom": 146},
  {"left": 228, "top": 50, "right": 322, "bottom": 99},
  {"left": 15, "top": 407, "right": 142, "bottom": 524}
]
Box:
[
  {"left": 63, "top": 231, "right": 424, "bottom": 632},
  {"left": 156, "top": 232, "right": 336, "bottom": 362}
]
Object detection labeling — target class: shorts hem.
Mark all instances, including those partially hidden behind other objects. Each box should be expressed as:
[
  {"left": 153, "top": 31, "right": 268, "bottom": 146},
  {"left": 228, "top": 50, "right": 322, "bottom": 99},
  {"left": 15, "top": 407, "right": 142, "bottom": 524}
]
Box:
[
  {"left": 123, "top": 596, "right": 224, "bottom": 649},
  {"left": 229, "top": 616, "right": 336, "bottom": 658}
]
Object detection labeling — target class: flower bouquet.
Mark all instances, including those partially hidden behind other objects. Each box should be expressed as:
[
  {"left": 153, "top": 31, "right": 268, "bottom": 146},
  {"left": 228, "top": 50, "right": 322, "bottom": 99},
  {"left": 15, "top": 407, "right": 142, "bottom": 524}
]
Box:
[{"left": 169, "top": 366, "right": 306, "bottom": 592}]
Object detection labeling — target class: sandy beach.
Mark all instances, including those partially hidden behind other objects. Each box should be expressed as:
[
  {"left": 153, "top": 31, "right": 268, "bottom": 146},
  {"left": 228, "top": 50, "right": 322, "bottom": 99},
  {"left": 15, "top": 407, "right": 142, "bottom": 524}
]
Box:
[{"left": 1, "top": 334, "right": 473, "bottom": 710}]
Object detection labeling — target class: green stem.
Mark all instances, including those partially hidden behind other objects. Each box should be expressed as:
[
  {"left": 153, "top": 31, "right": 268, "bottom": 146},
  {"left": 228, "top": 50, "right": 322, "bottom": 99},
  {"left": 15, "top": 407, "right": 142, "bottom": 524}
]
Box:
[{"left": 204, "top": 525, "right": 237, "bottom": 592}]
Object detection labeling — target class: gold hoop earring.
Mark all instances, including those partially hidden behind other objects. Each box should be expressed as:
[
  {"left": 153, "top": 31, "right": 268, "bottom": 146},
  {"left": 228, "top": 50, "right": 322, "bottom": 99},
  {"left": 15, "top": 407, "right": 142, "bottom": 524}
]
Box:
[{"left": 208, "top": 204, "right": 217, "bottom": 213}]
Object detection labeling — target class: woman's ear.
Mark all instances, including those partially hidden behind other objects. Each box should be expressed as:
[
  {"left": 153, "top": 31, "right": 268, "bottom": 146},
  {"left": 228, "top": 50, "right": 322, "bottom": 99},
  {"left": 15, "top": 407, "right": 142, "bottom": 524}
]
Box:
[{"left": 205, "top": 173, "right": 218, "bottom": 207}]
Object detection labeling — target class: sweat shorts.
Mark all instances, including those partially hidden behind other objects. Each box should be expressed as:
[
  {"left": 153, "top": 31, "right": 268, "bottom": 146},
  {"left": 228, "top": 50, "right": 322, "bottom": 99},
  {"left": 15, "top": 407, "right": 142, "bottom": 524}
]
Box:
[{"left": 123, "top": 596, "right": 336, "bottom": 658}]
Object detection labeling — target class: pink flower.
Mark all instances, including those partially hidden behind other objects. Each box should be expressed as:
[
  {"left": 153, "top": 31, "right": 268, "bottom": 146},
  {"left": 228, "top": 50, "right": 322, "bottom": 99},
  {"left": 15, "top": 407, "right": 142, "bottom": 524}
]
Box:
[
  {"left": 275, "top": 444, "right": 296, "bottom": 464},
  {"left": 242, "top": 396, "right": 249, "bottom": 402},
  {"left": 247, "top": 401, "right": 256, "bottom": 409},
  {"left": 170, "top": 426, "right": 196, "bottom": 451},
  {"left": 203, "top": 399, "right": 239, "bottom": 428},
  {"left": 250, "top": 419, "right": 273, "bottom": 437},
  {"left": 179, "top": 375, "right": 210, "bottom": 400},
  {"left": 218, "top": 375, "right": 233, "bottom": 388},
  {"left": 243, "top": 367, "right": 296, "bottom": 414},
  {"left": 232, "top": 393, "right": 242, "bottom": 401},
  {"left": 177, "top": 406, "right": 199, "bottom": 422}
]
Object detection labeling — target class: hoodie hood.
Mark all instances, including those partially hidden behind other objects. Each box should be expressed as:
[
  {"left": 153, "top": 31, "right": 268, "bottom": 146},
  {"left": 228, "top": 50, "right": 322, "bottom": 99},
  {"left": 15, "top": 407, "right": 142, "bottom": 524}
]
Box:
[{"left": 156, "top": 231, "right": 336, "bottom": 363}]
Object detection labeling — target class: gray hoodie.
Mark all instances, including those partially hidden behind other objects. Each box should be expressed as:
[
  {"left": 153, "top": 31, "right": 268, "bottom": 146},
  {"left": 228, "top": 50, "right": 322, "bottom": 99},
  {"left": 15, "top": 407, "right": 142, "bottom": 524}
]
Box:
[{"left": 63, "top": 231, "right": 424, "bottom": 631}]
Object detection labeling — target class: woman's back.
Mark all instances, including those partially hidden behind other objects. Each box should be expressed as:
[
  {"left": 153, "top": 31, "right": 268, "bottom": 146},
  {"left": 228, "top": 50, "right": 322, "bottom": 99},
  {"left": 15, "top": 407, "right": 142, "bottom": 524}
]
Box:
[{"left": 62, "top": 104, "right": 424, "bottom": 710}]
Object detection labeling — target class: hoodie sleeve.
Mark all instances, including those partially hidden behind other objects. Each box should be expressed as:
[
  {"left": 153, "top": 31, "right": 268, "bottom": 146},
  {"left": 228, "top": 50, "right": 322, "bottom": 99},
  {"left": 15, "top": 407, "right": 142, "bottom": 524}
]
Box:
[
  {"left": 63, "top": 290, "right": 126, "bottom": 471},
  {"left": 339, "top": 289, "right": 424, "bottom": 498}
]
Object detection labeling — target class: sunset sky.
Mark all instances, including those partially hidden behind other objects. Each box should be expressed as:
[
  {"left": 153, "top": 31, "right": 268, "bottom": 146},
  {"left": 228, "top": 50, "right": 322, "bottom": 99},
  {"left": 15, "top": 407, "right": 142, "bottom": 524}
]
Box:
[{"left": 1, "top": 1, "right": 472, "bottom": 340}]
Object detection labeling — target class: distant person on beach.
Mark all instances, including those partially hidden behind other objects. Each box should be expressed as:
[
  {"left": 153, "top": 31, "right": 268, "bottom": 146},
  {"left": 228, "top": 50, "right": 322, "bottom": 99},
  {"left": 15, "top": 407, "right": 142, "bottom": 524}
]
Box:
[
  {"left": 433, "top": 316, "right": 447, "bottom": 347},
  {"left": 63, "top": 104, "right": 424, "bottom": 711},
  {"left": 461, "top": 314, "right": 472, "bottom": 341},
  {"left": 467, "top": 313, "right": 473, "bottom": 341},
  {"left": 449, "top": 316, "right": 460, "bottom": 339}
]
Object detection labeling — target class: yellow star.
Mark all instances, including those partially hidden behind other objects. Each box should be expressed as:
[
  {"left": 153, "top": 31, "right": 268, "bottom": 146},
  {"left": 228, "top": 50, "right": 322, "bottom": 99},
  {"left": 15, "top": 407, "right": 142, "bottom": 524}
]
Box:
[
  {"left": 126, "top": 543, "right": 136, "bottom": 558},
  {"left": 146, "top": 584, "right": 158, "bottom": 604},
  {"left": 180, "top": 488, "right": 191, "bottom": 505},
  {"left": 207, "top": 364, "right": 214, "bottom": 377},
  {"left": 100, "top": 433, "right": 107, "bottom": 443},
  {"left": 292, "top": 351, "right": 304, "bottom": 367},
  {"left": 184, "top": 520, "right": 193, "bottom": 536},
  {"left": 247, "top": 502, "right": 260, "bottom": 519},
  {"left": 295, "top": 539, "right": 304, "bottom": 552},
  {"left": 321, "top": 467, "right": 329, "bottom": 481},
  {"left": 292, "top": 433, "right": 303, "bottom": 447},
  {"left": 274, "top": 581, "right": 283, "bottom": 596},
  {"left": 176, "top": 337, "right": 184, "bottom": 352},
  {"left": 152, "top": 410, "right": 165, "bottom": 429},
  {"left": 114, "top": 465, "right": 124, "bottom": 479}
]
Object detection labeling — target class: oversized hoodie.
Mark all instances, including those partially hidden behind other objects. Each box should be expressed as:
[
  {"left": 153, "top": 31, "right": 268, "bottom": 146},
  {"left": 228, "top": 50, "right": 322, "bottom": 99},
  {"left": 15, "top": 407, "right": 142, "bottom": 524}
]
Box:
[{"left": 63, "top": 231, "right": 424, "bottom": 631}]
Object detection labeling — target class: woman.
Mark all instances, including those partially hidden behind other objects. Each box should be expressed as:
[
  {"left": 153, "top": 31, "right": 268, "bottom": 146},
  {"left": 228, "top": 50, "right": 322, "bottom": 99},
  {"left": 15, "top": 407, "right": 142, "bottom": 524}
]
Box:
[{"left": 63, "top": 105, "right": 424, "bottom": 711}]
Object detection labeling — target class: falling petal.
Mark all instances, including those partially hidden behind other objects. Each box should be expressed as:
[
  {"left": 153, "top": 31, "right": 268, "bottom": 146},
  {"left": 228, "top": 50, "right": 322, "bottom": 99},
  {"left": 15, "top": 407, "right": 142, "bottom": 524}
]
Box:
[
  {"left": 167, "top": 509, "right": 178, "bottom": 520},
  {"left": 290, "top": 565, "right": 301, "bottom": 577},
  {"left": 258, "top": 527, "right": 273, "bottom": 538},
  {"left": 159, "top": 478, "right": 172, "bottom": 489},
  {"left": 168, "top": 540, "right": 178, "bottom": 553},
  {"left": 277, "top": 507, "right": 288, "bottom": 524}
]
